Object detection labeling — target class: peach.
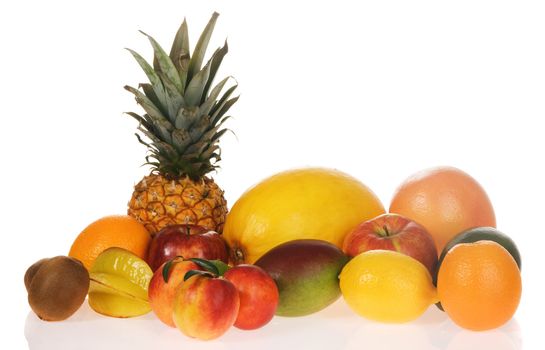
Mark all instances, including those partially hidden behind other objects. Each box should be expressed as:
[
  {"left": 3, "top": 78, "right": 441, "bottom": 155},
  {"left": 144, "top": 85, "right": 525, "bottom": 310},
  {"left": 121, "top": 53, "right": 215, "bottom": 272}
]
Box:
[
  {"left": 148, "top": 257, "right": 199, "bottom": 327},
  {"left": 173, "top": 274, "right": 239, "bottom": 340},
  {"left": 224, "top": 264, "right": 279, "bottom": 330}
]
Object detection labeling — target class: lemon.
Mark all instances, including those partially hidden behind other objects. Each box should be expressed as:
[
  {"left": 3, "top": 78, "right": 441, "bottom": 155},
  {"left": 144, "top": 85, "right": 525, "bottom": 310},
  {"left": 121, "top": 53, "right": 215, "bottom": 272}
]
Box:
[
  {"left": 339, "top": 250, "right": 438, "bottom": 323},
  {"left": 223, "top": 168, "right": 385, "bottom": 264}
]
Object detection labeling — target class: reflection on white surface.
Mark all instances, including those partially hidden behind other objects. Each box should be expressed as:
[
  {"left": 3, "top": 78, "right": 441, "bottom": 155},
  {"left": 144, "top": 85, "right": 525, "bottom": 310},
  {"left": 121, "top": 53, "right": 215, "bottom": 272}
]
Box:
[{"left": 25, "top": 299, "right": 522, "bottom": 350}]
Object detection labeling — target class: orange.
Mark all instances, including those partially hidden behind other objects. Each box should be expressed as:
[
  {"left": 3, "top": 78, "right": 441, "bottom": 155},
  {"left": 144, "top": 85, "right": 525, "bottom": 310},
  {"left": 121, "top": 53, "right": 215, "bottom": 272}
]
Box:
[
  {"left": 69, "top": 215, "right": 151, "bottom": 270},
  {"left": 437, "top": 241, "right": 521, "bottom": 331},
  {"left": 389, "top": 166, "right": 496, "bottom": 253}
]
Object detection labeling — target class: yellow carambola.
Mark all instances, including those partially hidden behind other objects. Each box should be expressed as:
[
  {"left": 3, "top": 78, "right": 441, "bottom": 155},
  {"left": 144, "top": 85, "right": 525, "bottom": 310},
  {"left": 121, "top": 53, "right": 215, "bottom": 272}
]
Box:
[{"left": 88, "top": 248, "right": 153, "bottom": 318}]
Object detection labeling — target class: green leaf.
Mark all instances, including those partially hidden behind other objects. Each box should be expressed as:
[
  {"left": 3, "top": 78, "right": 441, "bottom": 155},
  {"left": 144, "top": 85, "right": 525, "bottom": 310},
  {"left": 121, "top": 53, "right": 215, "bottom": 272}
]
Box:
[
  {"left": 137, "top": 126, "right": 178, "bottom": 160},
  {"left": 171, "top": 129, "right": 192, "bottom": 152},
  {"left": 209, "top": 84, "right": 237, "bottom": 120},
  {"left": 125, "top": 112, "right": 153, "bottom": 131},
  {"left": 139, "top": 83, "right": 164, "bottom": 114},
  {"left": 200, "top": 144, "right": 220, "bottom": 162},
  {"left": 184, "top": 137, "right": 210, "bottom": 157},
  {"left": 126, "top": 49, "right": 161, "bottom": 85},
  {"left": 156, "top": 71, "right": 185, "bottom": 120},
  {"left": 202, "top": 115, "right": 231, "bottom": 139},
  {"left": 210, "top": 128, "right": 229, "bottom": 144},
  {"left": 170, "top": 19, "right": 190, "bottom": 88},
  {"left": 161, "top": 259, "right": 175, "bottom": 283},
  {"left": 135, "top": 133, "right": 152, "bottom": 149},
  {"left": 185, "top": 61, "right": 211, "bottom": 107},
  {"left": 200, "top": 77, "right": 230, "bottom": 116},
  {"left": 188, "top": 258, "right": 219, "bottom": 275},
  {"left": 187, "top": 118, "right": 229, "bottom": 158},
  {"left": 140, "top": 31, "right": 183, "bottom": 92},
  {"left": 187, "top": 12, "right": 219, "bottom": 84},
  {"left": 125, "top": 85, "right": 173, "bottom": 142},
  {"left": 137, "top": 125, "right": 162, "bottom": 145},
  {"left": 144, "top": 116, "right": 172, "bottom": 144},
  {"left": 162, "top": 256, "right": 186, "bottom": 283},
  {"left": 211, "top": 96, "right": 239, "bottom": 125},
  {"left": 188, "top": 117, "right": 210, "bottom": 141},
  {"left": 183, "top": 269, "right": 214, "bottom": 281},
  {"left": 201, "top": 41, "right": 229, "bottom": 104},
  {"left": 126, "top": 48, "right": 168, "bottom": 110},
  {"left": 210, "top": 260, "right": 229, "bottom": 276},
  {"left": 174, "top": 107, "right": 199, "bottom": 130}
]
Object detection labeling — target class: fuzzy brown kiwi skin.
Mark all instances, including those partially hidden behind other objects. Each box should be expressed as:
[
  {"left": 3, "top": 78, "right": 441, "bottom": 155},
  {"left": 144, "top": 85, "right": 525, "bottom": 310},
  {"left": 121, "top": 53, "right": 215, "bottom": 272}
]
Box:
[
  {"left": 27, "top": 256, "right": 90, "bottom": 321},
  {"left": 24, "top": 258, "right": 51, "bottom": 292}
]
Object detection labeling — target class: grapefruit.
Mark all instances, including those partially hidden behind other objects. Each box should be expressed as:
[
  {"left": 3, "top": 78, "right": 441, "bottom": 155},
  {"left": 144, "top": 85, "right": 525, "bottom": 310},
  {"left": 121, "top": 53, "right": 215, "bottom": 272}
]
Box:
[{"left": 389, "top": 166, "right": 496, "bottom": 253}]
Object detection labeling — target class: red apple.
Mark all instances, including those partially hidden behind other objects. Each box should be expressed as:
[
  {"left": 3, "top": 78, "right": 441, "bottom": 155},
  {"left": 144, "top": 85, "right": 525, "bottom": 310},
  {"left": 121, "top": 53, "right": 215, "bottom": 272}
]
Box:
[
  {"left": 147, "top": 224, "right": 228, "bottom": 271},
  {"left": 224, "top": 265, "right": 279, "bottom": 330},
  {"left": 148, "top": 257, "right": 199, "bottom": 327},
  {"left": 173, "top": 273, "right": 240, "bottom": 340},
  {"left": 342, "top": 213, "right": 438, "bottom": 275}
]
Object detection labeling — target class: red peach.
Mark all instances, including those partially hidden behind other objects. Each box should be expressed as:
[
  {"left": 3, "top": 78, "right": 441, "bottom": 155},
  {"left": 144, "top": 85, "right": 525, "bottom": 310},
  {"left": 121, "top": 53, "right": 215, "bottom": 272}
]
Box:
[
  {"left": 173, "top": 274, "right": 240, "bottom": 340},
  {"left": 148, "top": 257, "right": 200, "bottom": 327},
  {"left": 224, "top": 265, "right": 279, "bottom": 330}
]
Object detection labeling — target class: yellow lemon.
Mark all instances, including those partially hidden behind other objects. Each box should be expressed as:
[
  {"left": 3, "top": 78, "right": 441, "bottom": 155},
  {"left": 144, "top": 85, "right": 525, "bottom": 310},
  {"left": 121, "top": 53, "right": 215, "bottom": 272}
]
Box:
[
  {"left": 223, "top": 168, "right": 385, "bottom": 264},
  {"left": 339, "top": 250, "right": 438, "bottom": 323}
]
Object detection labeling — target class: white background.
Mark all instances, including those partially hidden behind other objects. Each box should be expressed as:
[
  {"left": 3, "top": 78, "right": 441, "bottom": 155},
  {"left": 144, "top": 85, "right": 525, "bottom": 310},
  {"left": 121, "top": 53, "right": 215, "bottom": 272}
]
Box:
[{"left": 1, "top": 0, "right": 544, "bottom": 348}]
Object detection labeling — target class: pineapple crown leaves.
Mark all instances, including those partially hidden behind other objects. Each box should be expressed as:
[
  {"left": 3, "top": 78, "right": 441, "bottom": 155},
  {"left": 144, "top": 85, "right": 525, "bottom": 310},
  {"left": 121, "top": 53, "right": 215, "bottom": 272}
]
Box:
[{"left": 124, "top": 12, "right": 238, "bottom": 180}]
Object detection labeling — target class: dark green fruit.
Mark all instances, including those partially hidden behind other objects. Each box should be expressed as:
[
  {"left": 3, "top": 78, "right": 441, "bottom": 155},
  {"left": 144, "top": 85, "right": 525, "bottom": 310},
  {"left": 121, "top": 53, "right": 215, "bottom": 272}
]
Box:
[
  {"left": 434, "top": 226, "right": 521, "bottom": 311},
  {"left": 26, "top": 256, "right": 90, "bottom": 321},
  {"left": 435, "top": 226, "right": 521, "bottom": 285},
  {"left": 254, "top": 239, "right": 349, "bottom": 317}
]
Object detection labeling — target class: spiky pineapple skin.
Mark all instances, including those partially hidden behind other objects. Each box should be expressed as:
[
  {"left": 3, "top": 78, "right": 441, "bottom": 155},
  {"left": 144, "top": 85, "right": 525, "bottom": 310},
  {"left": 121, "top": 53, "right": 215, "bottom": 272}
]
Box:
[{"left": 128, "top": 174, "right": 227, "bottom": 235}]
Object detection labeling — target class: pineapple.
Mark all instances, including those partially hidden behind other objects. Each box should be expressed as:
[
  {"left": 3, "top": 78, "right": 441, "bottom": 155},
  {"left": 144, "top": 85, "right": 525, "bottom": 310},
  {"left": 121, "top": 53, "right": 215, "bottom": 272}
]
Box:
[{"left": 125, "top": 13, "right": 238, "bottom": 235}]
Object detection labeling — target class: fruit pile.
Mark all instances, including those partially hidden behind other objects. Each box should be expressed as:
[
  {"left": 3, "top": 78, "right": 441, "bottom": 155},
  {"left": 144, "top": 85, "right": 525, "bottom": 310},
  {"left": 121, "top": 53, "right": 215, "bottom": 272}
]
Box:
[{"left": 24, "top": 12, "right": 522, "bottom": 341}]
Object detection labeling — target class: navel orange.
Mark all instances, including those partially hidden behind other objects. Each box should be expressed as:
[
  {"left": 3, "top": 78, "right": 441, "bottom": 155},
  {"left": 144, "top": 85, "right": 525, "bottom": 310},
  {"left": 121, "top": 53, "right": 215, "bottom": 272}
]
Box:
[
  {"left": 437, "top": 240, "right": 521, "bottom": 331},
  {"left": 69, "top": 215, "right": 151, "bottom": 270}
]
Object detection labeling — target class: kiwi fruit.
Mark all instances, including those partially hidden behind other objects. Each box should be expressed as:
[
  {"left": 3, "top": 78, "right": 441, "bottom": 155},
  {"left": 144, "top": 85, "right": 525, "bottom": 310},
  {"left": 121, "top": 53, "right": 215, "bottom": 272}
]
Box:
[
  {"left": 25, "top": 256, "right": 90, "bottom": 321},
  {"left": 24, "top": 258, "right": 51, "bottom": 292}
]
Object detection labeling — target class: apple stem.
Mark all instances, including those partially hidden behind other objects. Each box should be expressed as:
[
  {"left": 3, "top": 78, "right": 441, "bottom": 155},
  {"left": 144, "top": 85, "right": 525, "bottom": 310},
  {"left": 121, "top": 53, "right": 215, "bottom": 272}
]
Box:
[
  {"left": 186, "top": 226, "right": 191, "bottom": 236},
  {"left": 383, "top": 225, "right": 390, "bottom": 236}
]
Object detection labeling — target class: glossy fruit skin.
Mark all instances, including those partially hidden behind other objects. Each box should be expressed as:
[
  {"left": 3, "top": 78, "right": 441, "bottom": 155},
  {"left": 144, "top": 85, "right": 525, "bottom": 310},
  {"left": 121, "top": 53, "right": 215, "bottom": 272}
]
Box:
[
  {"left": 173, "top": 275, "right": 240, "bottom": 340},
  {"left": 88, "top": 247, "right": 153, "bottom": 318},
  {"left": 438, "top": 226, "right": 521, "bottom": 273},
  {"left": 255, "top": 239, "right": 349, "bottom": 317},
  {"left": 148, "top": 258, "right": 200, "bottom": 327},
  {"left": 339, "top": 250, "right": 438, "bottom": 323},
  {"left": 223, "top": 168, "right": 385, "bottom": 264},
  {"left": 343, "top": 213, "right": 438, "bottom": 275},
  {"left": 389, "top": 166, "right": 496, "bottom": 253},
  {"left": 26, "top": 256, "right": 89, "bottom": 321},
  {"left": 437, "top": 241, "right": 522, "bottom": 331},
  {"left": 147, "top": 224, "right": 228, "bottom": 271},
  {"left": 224, "top": 264, "right": 279, "bottom": 330},
  {"left": 434, "top": 227, "right": 522, "bottom": 311},
  {"left": 69, "top": 215, "right": 151, "bottom": 270}
]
